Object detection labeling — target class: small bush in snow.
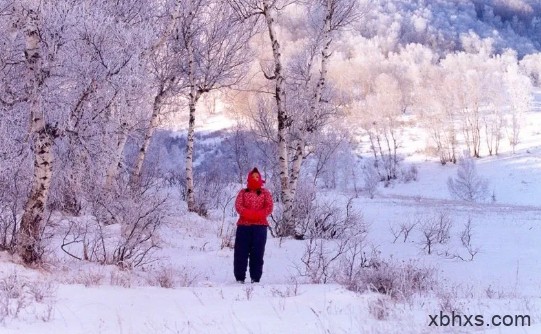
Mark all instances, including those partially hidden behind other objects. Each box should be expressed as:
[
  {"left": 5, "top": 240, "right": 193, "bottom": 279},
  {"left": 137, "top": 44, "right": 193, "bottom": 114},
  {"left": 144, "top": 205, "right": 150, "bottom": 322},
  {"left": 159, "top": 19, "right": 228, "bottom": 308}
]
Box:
[
  {"left": 368, "top": 295, "right": 392, "bottom": 320},
  {"left": 363, "top": 163, "right": 380, "bottom": 199},
  {"left": 74, "top": 268, "right": 106, "bottom": 287},
  {"left": 0, "top": 272, "right": 57, "bottom": 323},
  {"left": 0, "top": 171, "right": 27, "bottom": 252},
  {"left": 400, "top": 164, "right": 418, "bottom": 183},
  {"left": 64, "top": 180, "right": 170, "bottom": 269},
  {"left": 145, "top": 264, "right": 199, "bottom": 288},
  {"left": 345, "top": 259, "right": 437, "bottom": 301},
  {"left": 389, "top": 216, "right": 419, "bottom": 243},
  {"left": 27, "top": 280, "right": 57, "bottom": 303},
  {"left": 151, "top": 265, "right": 175, "bottom": 289},
  {"left": 458, "top": 218, "right": 479, "bottom": 261},
  {"left": 219, "top": 221, "right": 236, "bottom": 250},
  {"left": 417, "top": 211, "right": 453, "bottom": 255},
  {"left": 447, "top": 156, "right": 489, "bottom": 202},
  {"left": 298, "top": 199, "right": 368, "bottom": 284},
  {"left": 270, "top": 277, "right": 300, "bottom": 298},
  {"left": 292, "top": 186, "right": 364, "bottom": 241},
  {"left": 439, "top": 218, "right": 480, "bottom": 262},
  {"left": 109, "top": 270, "right": 132, "bottom": 288}
]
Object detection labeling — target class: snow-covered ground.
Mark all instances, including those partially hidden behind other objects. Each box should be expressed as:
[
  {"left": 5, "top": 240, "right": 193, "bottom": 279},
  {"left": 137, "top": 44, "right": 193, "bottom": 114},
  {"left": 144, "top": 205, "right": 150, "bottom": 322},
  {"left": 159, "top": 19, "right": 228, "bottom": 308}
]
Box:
[{"left": 1, "top": 110, "right": 540, "bottom": 334}]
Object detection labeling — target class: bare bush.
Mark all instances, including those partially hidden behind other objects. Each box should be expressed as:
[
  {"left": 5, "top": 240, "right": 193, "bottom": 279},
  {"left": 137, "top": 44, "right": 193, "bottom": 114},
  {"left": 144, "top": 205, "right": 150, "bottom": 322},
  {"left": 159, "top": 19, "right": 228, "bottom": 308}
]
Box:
[
  {"left": 390, "top": 224, "right": 402, "bottom": 243},
  {"left": 292, "top": 184, "right": 364, "bottom": 241},
  {"left": 149, "top": 265, "right": 175, "bottom": 289},
  {"left": 440, "top": 218, "right": 480, "bottom": 262},
  {"left": 298, "top": 199, "right": 368, "bottom": 283},
  {"left": 337, "top": 245, "right": 379, "bottom": 285},
  {"left": 437, "top": 290, "right": 463, "bottom": 314},
  {"left": 400, "top": 164, "right": 418, "bottom": 183},
  {"left": 27, "top": 280, "right": 57, "bottom": 303},
  {"left": 192, "top": 170, "right": 225, "bottom": 217},
  {"left": 219, "top": 220, "right": 236, "bottom": 250},
  {"left": 61, "top": 181, "right": 170, "bottom": 269},
  {"left": 109, "top": 270, "right": 132, "bottom": 288},
  {"left": 447, "top": 155, "right": 489, "bottom": 202},
  {"left": 434, "top": 211, "right": 452, "bottom": 244},
  {"left": 419, "top": 221, "right": 438, "bottom": 255},
  {"left": 458, "top": 218, "right": 479, "bottom": 261},
  {"left": 73, "top": 268, "right": 106, "bottom": 287},
  {"left": 363, "top": 163, "right": 379, "bottom": 199},
  {"left": 345, "top": 259, "right": 437, "bottom": 301},
  {"left": 0, "top": 271, "right": 57, "bottom": 323},
  {"left": 368, "top": 295, "right": 392, "bottom": 320},
  {"left": 418, "top": 211, "right": 453, "bottom": 254},
  {"left": 270, "top": 277, "right": 300, "bottom": 298},
  {"left": 0, "top": 168, "right": 29, "bottom": 252},
  {"left": 146, "top": 264, "right": 199, "bottom": 288},
  {"left": 389, "top": 216, "right": 418, "bottom": 243}
]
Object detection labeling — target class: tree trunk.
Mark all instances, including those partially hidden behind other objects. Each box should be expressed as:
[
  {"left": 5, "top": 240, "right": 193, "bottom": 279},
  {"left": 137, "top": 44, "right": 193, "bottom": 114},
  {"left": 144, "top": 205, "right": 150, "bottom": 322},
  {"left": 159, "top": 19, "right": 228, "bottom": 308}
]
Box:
[
  {"left": 185, "top": 8, "right": 201, "bottom": 213},
  {"left": 185, "top": 91, "right": 200, "bottom": 212},
  {"left": 18, "top": 8, "right": 53, "bottom": 264},
  {"left": 19, "top": 126, "right": 55, "bottom": 264},
  {"left": 131, "top": 88, "right": 164, "bottom": 186},
  {"left": 263, "top": 3, "right": 293, "bottom": 236},
  {"left": 105, "top": 130, "right": 128, "bottom": 189},
  {"left": 290, "top": 0, "right": 333, "bottom": 200}
]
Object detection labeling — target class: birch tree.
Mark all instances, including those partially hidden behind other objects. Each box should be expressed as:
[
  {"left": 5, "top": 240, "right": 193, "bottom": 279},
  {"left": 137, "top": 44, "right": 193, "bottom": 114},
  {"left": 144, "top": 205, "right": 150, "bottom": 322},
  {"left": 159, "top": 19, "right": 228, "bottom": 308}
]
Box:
[
  {"left": 229, "top": 0, "right": 362, "bottom": 237},
  {"left": 176, "top": 0, "right": 255, "bottom": 213},
  {"left": 55, "top": 2, "right": 149, "bottom": 211},
  {"left": 1, "top": 0, "right": 151, "bottom": 263},
  {"left": 360, "top": 73, "right": 403, "bottom": 182},
  {"left": 14, "top": 3, "right": 58, "bottom": 263},
  {"left": 130, "top": 0, "right": 187, "bottom": 186},
  {"left": 503, "top": 54, "right": 532, "bottom": 154}
]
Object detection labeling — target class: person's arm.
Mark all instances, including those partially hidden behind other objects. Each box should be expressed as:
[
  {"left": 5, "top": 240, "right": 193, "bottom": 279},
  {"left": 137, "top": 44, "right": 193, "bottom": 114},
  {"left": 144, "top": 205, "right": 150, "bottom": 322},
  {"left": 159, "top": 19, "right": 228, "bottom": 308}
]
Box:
[{"left": 259, "top": 189, "right": 273, "bottom": 219}]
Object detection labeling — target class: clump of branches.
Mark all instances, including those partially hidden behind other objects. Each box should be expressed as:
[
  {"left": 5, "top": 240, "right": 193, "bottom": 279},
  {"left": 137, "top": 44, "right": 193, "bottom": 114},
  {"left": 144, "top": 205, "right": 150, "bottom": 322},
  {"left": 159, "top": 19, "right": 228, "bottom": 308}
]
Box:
[
  {"left": 61, "top": 181, "right": 170, "bottom": 269},
  {"left": 418, "top": 211, "right": 453, "bottom": 255},
  {"left": 0, "top": 167, "right": 29, "bottom": 253},
  {"left": 439, "top": 217, "right": 480, "bottom": 262},
  {"left": 389, "top": 215, "right": 419, "bottom": 243},
  {"left": 0, "top": 271, "right": 57, "bottom": 322},
  {"left": 297, "top": 197, "right": 369, "bottom": 284},
  {"left": 345, "top": 258, "right": 438, "bottom": 301},
  {"left": 291, "top": 182, "right": 365, "bottom": 240}
]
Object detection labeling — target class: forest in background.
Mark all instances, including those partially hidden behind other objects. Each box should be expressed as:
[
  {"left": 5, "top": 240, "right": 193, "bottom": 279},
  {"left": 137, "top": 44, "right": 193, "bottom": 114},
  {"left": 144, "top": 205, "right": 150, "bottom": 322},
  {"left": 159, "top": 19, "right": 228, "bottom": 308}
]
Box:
[{"left": 0, "top": 0, "right": 540, "bottom": 267}]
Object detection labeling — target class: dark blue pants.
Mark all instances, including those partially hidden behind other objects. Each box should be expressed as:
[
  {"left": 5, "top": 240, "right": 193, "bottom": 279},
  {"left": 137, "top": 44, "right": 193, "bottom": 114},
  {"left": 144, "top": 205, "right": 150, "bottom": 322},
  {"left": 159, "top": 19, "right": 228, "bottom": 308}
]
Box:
[{"left": 234, "top": 225, "right": 267, "bottom": 282}]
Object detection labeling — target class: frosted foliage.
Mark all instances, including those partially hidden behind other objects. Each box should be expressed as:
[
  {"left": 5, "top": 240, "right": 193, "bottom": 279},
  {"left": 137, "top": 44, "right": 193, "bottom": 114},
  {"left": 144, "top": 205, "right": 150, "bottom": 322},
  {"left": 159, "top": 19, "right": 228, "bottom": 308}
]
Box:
[{"left": 447, "top": 156, "right": 489, "bottom": 202}]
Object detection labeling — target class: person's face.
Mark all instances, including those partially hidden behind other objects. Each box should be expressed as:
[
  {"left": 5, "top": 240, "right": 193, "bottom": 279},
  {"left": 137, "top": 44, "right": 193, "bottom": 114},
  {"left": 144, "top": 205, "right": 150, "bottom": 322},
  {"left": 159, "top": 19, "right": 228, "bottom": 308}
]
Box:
[{"left": 251, "top": 173, "right": 260, "bottom": 181}]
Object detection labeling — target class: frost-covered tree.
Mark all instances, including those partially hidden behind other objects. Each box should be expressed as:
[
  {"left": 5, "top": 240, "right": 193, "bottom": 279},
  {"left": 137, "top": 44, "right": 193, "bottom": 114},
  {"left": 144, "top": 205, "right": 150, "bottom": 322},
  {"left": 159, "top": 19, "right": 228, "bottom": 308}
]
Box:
[
  {"left": 503, "top": 51, "right": 532, "bottom": 154},
  {"left": 130, "top": 0, "right": 188, "bottom": 186},
  {"left": 175, "top": 0, "right": 256, "bottom": 213},
  {"left": 447, "top": 154, "right": 489, "bottom": 202},
  {"left": 0, "top": 0, "right": 153, "bottom": 263},
  {"left": 229, "top": 0, "right": 363, "bottom": 237},
  {"left": 360, "top": 73, "right": 404, "bottom": 182}
]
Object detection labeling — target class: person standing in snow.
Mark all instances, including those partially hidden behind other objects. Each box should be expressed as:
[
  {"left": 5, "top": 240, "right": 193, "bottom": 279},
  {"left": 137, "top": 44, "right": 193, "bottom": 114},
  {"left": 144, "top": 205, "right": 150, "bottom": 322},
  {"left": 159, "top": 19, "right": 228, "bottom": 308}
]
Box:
[{"left": 234, "top": 167, "right": 273, "bottom": 283}]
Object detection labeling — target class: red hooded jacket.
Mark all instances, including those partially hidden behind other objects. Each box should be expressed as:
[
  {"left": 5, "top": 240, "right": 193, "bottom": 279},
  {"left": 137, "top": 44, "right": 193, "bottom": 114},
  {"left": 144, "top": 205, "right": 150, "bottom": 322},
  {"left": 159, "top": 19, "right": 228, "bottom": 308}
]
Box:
[{"left": 235, "top": 168, "right": 273, "bottom": 226}]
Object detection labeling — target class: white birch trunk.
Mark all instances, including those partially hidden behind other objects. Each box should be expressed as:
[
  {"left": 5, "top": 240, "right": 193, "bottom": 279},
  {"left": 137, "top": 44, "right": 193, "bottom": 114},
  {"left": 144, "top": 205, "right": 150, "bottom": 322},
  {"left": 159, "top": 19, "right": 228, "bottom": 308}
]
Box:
[
  {"left": 263, "top": 2, "right": 293, "bottom": 235},
  {"left": 185, "top": 75, "right": 201, "bottom": 213},
  {"left": 185, "top": 7, "right": 200, "bottom": 213},
  {"left": 289, "top": 0, "right": 333, "bottom": 218},
  {"left": 18, "top": 9, "right": 54, "bottom": 264},
  {"left": 130, "top": 89, "right": 164, "bottom": 186},
  {"left": 289, "top": 141, "right": 304, "bottom": 201},
  {"left": 105, "top": 131, "right": 128, "bottom": 189},
  {"left": 185, "top": 93, "right": 199, "bottom": 212}
]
